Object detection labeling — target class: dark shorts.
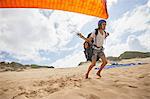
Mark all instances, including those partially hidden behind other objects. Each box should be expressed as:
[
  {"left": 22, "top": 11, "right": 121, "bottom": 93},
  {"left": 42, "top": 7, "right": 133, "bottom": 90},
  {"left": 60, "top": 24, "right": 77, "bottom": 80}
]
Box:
[{"left": 92, "top": 49, "right": 105, "bottom": 61}]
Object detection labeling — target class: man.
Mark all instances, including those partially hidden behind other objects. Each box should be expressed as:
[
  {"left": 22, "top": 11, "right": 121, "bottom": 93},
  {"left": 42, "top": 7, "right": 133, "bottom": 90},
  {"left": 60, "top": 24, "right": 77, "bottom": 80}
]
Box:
[{"left": 85, "top": 19, "right": 109, "bottom": 79}]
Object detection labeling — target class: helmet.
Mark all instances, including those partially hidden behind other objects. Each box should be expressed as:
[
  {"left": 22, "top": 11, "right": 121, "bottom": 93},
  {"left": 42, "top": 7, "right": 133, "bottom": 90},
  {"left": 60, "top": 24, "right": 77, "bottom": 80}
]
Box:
[{"left": 98, "top": 19, "right": 106, "bottom": 27}]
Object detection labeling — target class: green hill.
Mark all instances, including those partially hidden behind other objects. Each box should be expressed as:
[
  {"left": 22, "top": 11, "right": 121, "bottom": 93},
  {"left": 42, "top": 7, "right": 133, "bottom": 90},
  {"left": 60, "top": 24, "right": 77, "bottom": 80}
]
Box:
[
  {"left": 119, "top": 51, "right": 150, "bottom": 59},
  {"left": 107, "top": 51, "right": 150, "bottom": 61},
  {"left": 0, "top": 62, "right": 54, "bottom": 72}
]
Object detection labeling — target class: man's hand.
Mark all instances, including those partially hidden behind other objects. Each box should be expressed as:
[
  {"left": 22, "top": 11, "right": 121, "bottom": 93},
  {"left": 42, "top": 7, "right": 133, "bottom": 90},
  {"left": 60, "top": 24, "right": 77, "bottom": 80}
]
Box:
[{"left": 77, "top": 33, "right": 92, "bottom": 42}]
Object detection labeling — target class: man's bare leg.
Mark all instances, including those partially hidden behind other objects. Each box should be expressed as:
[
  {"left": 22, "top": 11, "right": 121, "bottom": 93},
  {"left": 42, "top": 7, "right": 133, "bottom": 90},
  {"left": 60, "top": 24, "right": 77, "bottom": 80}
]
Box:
[
  {"left": 85, "top": 60, "right": 96, "bottom": 79},
  {"left": 96, "top": 55, "right": 108, "bottom": 77}
]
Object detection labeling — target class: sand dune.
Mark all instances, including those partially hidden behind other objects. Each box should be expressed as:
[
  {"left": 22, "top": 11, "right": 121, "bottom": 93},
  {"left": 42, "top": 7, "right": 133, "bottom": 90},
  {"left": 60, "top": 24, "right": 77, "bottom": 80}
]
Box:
[{"left": 0, "top": 58, "right": 150, "bottom": 99}]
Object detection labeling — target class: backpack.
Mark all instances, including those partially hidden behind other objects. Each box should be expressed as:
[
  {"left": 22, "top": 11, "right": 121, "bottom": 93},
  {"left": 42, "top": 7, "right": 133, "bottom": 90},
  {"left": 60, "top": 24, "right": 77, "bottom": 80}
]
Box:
[{"left": 83, "top": 29, "right": 99, "bottom": 61}]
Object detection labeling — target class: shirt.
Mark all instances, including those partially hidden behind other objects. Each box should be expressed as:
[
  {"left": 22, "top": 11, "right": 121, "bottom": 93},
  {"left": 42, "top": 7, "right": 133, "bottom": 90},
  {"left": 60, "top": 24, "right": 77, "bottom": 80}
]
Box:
[{"left": 90, "top": 30, "right": 106, "bottom": 47}]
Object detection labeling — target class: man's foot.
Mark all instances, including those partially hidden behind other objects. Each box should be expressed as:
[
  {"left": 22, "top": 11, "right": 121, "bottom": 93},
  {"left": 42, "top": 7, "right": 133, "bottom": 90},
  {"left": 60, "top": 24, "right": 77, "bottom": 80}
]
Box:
[
  {"left": 85, "top": 73, "right": 89, "bottom": 79},
  {"left": 96, "top": 73, "right": 101, "bottom": 78}
]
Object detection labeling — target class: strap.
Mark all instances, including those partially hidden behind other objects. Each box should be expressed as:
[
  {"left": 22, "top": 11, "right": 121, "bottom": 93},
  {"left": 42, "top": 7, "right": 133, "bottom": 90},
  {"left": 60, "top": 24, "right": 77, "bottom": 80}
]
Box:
[
  {"left": 95, "top": 29, "right": 98, "bottom": 36},
  {"left": 94, "top": 29, "right": 98, "bottom": 46}
]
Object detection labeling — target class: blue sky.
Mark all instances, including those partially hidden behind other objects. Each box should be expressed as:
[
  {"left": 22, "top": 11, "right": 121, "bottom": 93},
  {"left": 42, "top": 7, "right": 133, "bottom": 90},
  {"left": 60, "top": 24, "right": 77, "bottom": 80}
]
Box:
[{"left": 0, "top": 0, "right": 150, "bottom": 67}]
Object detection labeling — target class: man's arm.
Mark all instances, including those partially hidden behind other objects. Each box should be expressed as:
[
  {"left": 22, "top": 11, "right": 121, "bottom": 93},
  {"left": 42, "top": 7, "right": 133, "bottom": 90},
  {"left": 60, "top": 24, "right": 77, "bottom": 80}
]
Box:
[{"left": 86, "top": 37, "right": 93, "bottom": 42}]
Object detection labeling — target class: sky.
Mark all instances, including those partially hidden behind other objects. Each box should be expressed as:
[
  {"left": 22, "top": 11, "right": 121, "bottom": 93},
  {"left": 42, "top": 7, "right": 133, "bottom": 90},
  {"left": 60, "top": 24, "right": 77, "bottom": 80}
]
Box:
[{"left": 0, "top": 0, "right": 150, "bottom": 68}]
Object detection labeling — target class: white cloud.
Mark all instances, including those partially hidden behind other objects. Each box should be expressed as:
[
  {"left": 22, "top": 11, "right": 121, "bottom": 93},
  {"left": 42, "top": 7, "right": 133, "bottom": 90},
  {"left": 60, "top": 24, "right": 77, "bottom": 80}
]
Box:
[
  {"left": 105, "top": 42, "right": 128, "bottom": 57},
  {"left": 107, "top": 0, "right": 118, "bottom": 9},
  {"left": 0, "top": 9, "right": 57, "bottom": 63},
  {"left": 127, "top": 35, "right": 147, "bottom": 51},
  {"left": 50, "top": 50, "right": 86, "bottom": 68},
  {"left": 148, "top": 0, "right": 150, "bottom": 8},
  {"left": 0, "top": 8, "right": 94, "bottom": 66},
  {"left": 138, "top": 31, "right": 150, "bottom": 51},
  {"left": 111, "top": 5, "right": 149, "bottom": 39},
  {"left": 106, "top": 2, "right": 150, "bottom": 56}
]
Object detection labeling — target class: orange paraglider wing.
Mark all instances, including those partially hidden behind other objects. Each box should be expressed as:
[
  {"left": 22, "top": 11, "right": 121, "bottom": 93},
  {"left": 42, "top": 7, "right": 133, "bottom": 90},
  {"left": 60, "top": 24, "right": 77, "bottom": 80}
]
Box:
[{"left": 0, "top": 0, "right": 108, "bottom": 19}]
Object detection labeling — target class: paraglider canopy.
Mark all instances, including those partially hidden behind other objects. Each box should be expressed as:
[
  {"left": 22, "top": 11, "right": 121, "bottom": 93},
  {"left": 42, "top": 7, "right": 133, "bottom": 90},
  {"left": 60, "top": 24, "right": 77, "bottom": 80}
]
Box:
[{"left": 0, "top": 0, "right": 108, "bottom": 19}]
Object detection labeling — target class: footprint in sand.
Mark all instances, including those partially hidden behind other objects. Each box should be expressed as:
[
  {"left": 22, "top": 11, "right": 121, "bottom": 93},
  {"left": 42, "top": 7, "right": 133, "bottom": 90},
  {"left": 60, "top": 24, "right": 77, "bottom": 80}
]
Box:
[
  {"left": 25, "top": 90, "right": 37, "bottom": 98},
  {"left": 43, "top": 87, "right": 59, "bottom": 93},
  {"left": 77, "top": 93, "right": 99, "bottom": 99},
  {"left": 138, "top": 73, "right": 150, "bottom": 79},
  {"left": 128, "top": 85, "right": 138, "bottom": 88},
  {"left": 0, "top": 88, "right": 8, "bottom": 95},
  {"left": 113, "top": 79, "right": 120, "bottom": 82},
  {"left": 18, "top": 86, "right": 25, "bottom": 91},
  {"left": 33, "top": 80, "right": 47, "bottom": 87},
  {"left": 0, "top": 90, "right": 4, "bottom": 95},
  {"left": 114, "top": 82, "right": 138, "bottom": 88},
  {"left": 86, "top": 94, "right": 100, "bottom": 99}
]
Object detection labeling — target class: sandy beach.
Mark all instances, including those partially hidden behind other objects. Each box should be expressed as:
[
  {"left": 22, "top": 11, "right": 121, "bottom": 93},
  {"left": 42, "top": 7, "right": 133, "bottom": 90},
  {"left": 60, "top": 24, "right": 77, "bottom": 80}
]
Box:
[{"left": 0, "top": 58, "right": 150, "bottom": 99}]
